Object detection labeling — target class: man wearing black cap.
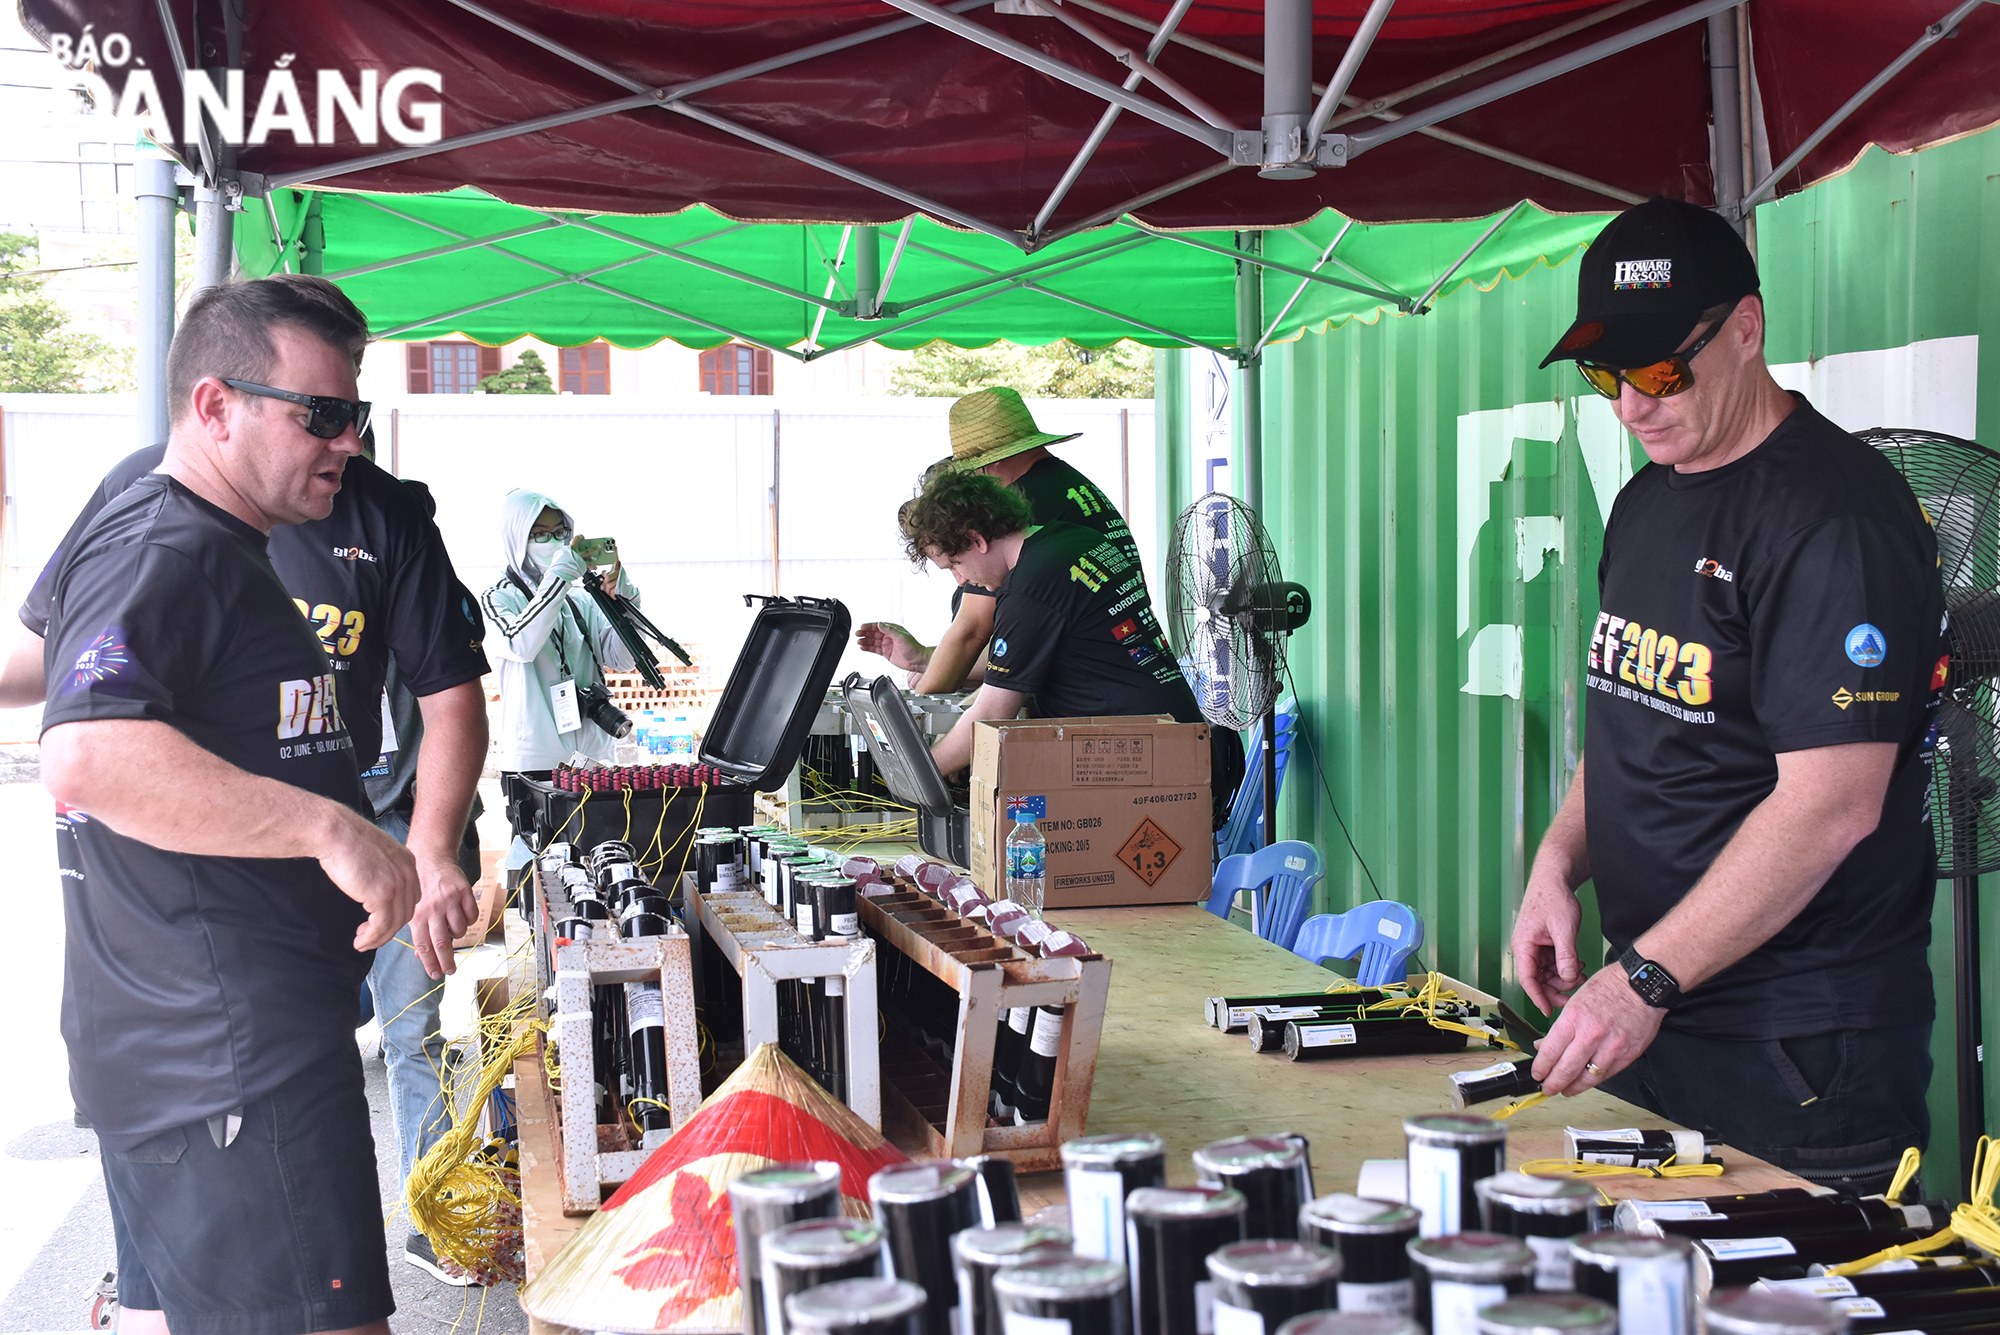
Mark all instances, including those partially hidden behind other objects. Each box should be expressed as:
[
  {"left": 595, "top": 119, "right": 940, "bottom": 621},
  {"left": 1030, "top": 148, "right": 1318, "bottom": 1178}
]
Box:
[{"left": 1510, "top": 197, "right": 1947, "bottom": 1191}]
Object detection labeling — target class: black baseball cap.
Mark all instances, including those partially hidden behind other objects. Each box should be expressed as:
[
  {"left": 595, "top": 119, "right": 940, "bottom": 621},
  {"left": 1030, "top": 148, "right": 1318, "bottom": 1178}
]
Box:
[{"left": 1539, "top": 197, "right": 1761, "bottom": 370}]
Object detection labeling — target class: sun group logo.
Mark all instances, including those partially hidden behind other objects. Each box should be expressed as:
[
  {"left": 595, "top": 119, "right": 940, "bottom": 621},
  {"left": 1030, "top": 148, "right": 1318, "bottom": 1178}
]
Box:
[
  {"left": 48, "top": 28, "right": 443, "bottom": 147},
  {"left": 1613, "top": 258, "right": 1673, "bottom": 290},
  {"left": 1693, "top": 556, "right": 1735, "bottom": 582},
  {"left": 331, "top": 545, "right": 378, "bottom": 564}
]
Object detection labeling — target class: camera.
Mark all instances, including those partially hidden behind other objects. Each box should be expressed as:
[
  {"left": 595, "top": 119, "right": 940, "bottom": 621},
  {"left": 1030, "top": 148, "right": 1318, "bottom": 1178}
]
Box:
[{"left": 576, "top": 679, "right": 633, "bottom": 739}]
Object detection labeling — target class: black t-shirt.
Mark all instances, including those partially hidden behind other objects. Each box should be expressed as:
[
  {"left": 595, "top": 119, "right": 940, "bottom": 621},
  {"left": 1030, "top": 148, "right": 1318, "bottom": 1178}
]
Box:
[
  {"left": 41, "top": 475, "right": 376, "bottom": 1150},
  {"left": 956, "top": 457, "right": 1134, "bottom": 608},
  {"left": 23, "top": 447, "right": 489, "bottom": 770},
  {"left": 985, "top": 522, "right": 1201, "bottom": 722},
  {"left": 1585, "top": 396, "right": 1946, "bottom": 1041}
]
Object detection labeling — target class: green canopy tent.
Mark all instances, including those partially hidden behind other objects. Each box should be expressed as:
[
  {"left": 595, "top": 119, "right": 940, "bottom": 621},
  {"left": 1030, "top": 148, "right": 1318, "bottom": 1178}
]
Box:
[{"left": 229, "top": 186, "right": 1610, "bottom": 360}]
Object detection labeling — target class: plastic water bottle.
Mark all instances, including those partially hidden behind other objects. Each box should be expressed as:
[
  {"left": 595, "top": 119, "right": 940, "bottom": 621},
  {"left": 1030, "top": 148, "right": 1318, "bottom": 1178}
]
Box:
[
  {"left": 1005, "top": 802, "right": 1047, "bottom": 919},
  {"left": 666, "top": 712, "right": 696, "bottom": 762}
]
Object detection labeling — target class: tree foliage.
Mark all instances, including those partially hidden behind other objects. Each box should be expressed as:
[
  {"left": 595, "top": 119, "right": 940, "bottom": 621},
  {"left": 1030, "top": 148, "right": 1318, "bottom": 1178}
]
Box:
[
  {"left": 0, "top": 233, "right": 129, "bottom": 393},
  {"left": 479, "top": 347, "right": 555, "bottom": 394},
  {"left": 889, "top": 339, "right": 1154, "bottom": 398}
]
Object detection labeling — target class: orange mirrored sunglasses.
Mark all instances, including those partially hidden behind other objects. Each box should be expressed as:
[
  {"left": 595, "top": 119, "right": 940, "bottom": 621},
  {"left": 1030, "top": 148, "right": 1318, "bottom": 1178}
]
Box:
[{"left": 1576, "top": 317, "right": 1725, "bottom": 400}]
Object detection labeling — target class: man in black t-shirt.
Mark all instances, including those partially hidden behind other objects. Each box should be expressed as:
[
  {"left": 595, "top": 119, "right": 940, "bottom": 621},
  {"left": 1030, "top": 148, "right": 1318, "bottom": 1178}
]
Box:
[
  {"left": 10, "top": 433, "right": 492, "bottom": 1284},
  {"left": 1513, "top": 198, "right": 1946, "bottom": 1191},
  {"left": 40, "top": 277, "right": 424, "bottom": 1331},
  {"left": 902, "top": 470, "right": 1244, "bottom": 827},
  {"left": 859, "top": 388, "right": 1149, "bottom": 694}
]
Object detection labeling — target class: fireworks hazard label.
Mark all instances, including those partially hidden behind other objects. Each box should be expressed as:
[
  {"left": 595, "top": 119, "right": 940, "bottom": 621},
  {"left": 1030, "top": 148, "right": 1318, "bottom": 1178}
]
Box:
[{"left": 1117, "top": 818, "right": 1183, "bottom": 887}]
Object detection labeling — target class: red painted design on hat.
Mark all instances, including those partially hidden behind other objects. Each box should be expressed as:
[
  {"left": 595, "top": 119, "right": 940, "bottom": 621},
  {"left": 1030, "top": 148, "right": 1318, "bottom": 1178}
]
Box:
[{"left": 1561, "top": 321, "right": 1605, "bottom": 351}]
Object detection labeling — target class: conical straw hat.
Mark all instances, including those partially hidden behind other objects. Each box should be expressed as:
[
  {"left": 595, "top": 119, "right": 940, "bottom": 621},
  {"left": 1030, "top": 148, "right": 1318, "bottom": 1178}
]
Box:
[
  {"left": 520, "top": 1043, "right": 908, "bottom": 1333},
  {"left": 948, "top": 387, "right": 1080, "bottom": 471}
]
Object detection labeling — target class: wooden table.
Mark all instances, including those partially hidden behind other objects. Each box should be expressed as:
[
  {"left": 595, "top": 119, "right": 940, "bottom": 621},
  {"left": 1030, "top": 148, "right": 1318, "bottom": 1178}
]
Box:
[
  {"left": 519, "top": 899, "right": 1809, "bottom": 1327},
  {"left": 1028, "top": 903, "right": 1806, "bottom": 1205}
]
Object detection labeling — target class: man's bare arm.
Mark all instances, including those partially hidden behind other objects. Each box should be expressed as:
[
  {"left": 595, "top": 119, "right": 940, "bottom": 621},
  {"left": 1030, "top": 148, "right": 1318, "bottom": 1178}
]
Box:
[
  {"left": 404, "top": 680, "right": 488, "bottom": 978},
  {"left": 1533, "top": 741, "right": 1896, "bottom": 1094},
  {"left": 1511, "top": 759, "right": 1589, "bottom": 1015},
  {"left": 914, "top": 595, "right": 997, "bottom": 695},
  {"left": 0, "top": 626, "right": 46, "bottom": 709},
  {"left": 42, "top": 718, "right": 420, "bottom": 951},
  {"left": 928, "top": 684, "right": 1027, "bottom": 775}
]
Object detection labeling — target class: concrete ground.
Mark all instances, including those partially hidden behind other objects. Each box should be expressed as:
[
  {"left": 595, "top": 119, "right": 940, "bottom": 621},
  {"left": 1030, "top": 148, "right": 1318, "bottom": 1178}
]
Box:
[{"left": 0, "top": 759, "right": 530, "bottom": 1334}]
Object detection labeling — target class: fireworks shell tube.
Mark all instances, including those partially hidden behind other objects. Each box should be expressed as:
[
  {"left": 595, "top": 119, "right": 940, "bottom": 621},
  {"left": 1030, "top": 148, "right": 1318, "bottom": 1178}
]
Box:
[
  {"left": 1473, "top": 1294, "right": 1618, "bottom": 1335},
  {"left": 1205, "top": 1239, "right": 1343, "bottom": 1335},
  {"left": 1194, "top": 1134, "right": 1316, "bottom": 1240},
  {"left": 1276, "top": 1314, "right": 1422, "bottom": 1335},
  {"left": 1564, "top": 1128, "right": 1708, "bottom": 1171},
  {"left": 1702, "top": 1286, "right": 1849, "bottom": 1335},
  {"left": 950, "top": 1222, "right": 1073, "bottom": 1335},
  {"left": 1404, "top": 1115, "right": 1507, "bottom": 1237},
  {"left": 960, "top": 1154, "right": 1022, "bottom": 1228},
  {"left": 993, "top": 1254, "right": 1133, "bottom": 1335},
  {"left": 786, "top": 1278, "right": 930, "bottom": 1335},
  {"left": 1407, "top": 1234, "right": 1536, "bottom": 1335},
  {"left": 760, "top": 1217, "right": 886, "bottom": 1335},
  {"left": 1062, "top": 1132, "right": 1168, "bottom": 1264},
  {"left": 731, "top": 1164, "right": 845, "bottom": 1335},
  {"left": 1297, "top": 1194, "right": 1421, "bottom": 1318},
  {"left": 1450, "top": 1060, "right": 1543, "bottom": 1110},
  {"left": 1567, "top": 1232, "right": 1694, "bottom": 1335},
  {"left": 1126, "top": 1186, "right": 1249, "bottom": 1335},
  {"left": 1474, "top": 1173, "right": 1598, "bottom": 1291},
  {"left": 870, "top": 1161, "right": 982, "bottom": 1335}
]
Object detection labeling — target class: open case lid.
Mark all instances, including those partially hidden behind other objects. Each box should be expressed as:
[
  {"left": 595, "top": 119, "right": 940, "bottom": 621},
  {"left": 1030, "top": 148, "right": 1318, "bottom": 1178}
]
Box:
[
  {"left": 700, "top": 594, "right": 851, "bottom": 791},
  {"left": 836, "top": 667, "right": 960, "bottom": 815},
  {"left": 841, "top": 671, "right": 956, "bottom": 815}
]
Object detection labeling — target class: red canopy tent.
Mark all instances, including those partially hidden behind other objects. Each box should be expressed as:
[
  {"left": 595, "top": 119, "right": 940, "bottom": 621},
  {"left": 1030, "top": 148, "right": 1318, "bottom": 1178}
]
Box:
[{"left": 20, "top": 0, "right": 2000, "bottom": 245}]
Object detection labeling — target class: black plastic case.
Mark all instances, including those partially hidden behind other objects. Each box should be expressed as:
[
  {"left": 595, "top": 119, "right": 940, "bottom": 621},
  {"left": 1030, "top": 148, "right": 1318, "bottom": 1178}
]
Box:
[
  {"left": 840, "top": 671, "right": 969, "bottom": 865},
  {"left": 703, "top": 595, "right": 853, "bottom": 789},
  {"left": 506, "top": 595, "right": 852, "bottom": 862}
]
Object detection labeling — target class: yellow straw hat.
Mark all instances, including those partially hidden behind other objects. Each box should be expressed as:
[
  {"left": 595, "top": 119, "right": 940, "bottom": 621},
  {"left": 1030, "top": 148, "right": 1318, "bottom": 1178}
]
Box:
[{"left": 948, "top": 387, "right": 1080, "bottom": 470}]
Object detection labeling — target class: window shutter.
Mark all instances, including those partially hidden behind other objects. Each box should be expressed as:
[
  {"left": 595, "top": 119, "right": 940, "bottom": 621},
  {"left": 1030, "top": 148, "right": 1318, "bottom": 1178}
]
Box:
[
  {"left": 698, "top": 348, "right": 716, "bottom": 394},
  {"left": 584, "top": 341, "right": 609, "bottom": 394},
  {"left": 753, "top": 347, "right": 773, "bottom": 395},
  {"left": 407, "top": 343, "right": 430, "bottom": 394},
  {"left": 560, "top": 346, "right": 581, "bottom": 394},
  {"left": 478, "top": 345, "right": 501, "bottom": 380}
]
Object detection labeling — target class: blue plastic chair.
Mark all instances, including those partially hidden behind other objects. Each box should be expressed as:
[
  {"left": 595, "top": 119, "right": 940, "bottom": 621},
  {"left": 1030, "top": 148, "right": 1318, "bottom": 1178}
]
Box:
[
  {"left": 1290, "top": 901, "right": 1424, "bottom": 986},
  {"left": 1215, "top": 698, "right": 1299, "bottom": 864},
  {"left": 1204, "top": 840, "right": 1324, "bottom": 950}
]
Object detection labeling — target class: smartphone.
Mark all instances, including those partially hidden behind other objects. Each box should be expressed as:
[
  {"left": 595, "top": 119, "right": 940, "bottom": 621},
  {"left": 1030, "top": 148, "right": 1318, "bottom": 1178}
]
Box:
[{"left": 574, "top": 536, "right": 618, "bottom": 566}]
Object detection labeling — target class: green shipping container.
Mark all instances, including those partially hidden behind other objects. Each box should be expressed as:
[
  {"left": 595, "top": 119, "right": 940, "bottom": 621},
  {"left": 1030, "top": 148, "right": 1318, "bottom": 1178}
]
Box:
[{"left": 1158, "top": 124, "right": 2000, "bottom": 1196}]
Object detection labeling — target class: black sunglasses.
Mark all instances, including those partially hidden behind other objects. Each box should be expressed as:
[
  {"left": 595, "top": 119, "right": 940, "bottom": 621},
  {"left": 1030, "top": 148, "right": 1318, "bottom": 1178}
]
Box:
[{"left": 221, "top": 379, "right": 372, "bottom": 441}]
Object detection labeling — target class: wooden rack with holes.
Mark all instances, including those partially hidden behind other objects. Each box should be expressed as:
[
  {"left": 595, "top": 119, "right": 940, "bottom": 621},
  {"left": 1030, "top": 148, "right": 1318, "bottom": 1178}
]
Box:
[
  {"left": 857, "top": 883, "right": 1112, "bottom": 1172},
  {"left": 683, "top": 879, "right": 882, "bottom": 1128},
  {"left": 604, "top": 664, "right": 714, "bottom": 716},
  {"left": 534, "top": 868, "right": 702, "bottom": 1215}
]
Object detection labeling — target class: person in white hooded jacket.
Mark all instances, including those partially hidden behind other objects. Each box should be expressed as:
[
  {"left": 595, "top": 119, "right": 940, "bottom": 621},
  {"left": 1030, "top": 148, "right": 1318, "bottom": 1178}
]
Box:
[{"left": 484, "top": 488, "right": 641, "bottom": 775}]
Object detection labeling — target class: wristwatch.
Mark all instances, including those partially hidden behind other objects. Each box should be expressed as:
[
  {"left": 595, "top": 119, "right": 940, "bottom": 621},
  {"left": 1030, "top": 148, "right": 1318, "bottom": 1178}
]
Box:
[{"left": 1618, "top": 947, "right": 1681, "bottom": 1009}]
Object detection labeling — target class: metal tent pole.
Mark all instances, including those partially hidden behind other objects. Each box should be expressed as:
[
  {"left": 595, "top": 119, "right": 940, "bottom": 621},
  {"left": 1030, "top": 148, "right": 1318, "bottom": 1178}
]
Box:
[
  {"left": 1261, "top": 0, "right": 1312, "bottom": 180},
  {"left": 1956, "top": 868, "right": 1984, "bottom": 1197},
  {"left": 1707, "top": 9, "right": 1745, "bottom": 233},
  {"left": 1235, "top": 231, "right": 1264, "bottom": 513},
  {"left": 135, "top": 158, "right": 178, "bottom": 448},
  {"left": 853, "top": 226, "right": 882, "bottom": 319}
]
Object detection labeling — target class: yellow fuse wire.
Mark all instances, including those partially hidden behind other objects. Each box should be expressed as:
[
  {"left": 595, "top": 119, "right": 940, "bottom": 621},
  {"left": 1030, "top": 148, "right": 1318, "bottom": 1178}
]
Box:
[{"left": 1518, "top": 1154, "right": 1724, "bottom": 1181}]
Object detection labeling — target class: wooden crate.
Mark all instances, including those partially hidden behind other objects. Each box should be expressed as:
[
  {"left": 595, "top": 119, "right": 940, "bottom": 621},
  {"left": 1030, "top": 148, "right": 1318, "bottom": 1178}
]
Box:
[
  {"left": 684, "top": 880, "right": 882, "bottom": 1128},
  {"left": 858, "top": 884, "right": 1112, "bottom": 1172}
]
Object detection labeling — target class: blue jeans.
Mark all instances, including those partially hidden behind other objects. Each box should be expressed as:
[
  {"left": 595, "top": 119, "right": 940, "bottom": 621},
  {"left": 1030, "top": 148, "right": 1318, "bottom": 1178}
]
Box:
[{"left": 367, "top": 807, "right": 481, "bottom": 1228}]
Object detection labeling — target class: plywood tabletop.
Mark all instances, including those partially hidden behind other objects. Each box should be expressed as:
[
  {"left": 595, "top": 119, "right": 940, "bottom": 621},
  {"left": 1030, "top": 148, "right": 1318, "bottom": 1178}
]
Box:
[{"left": 1023, "top": 902, "right": 1807, "bottom": 1205}]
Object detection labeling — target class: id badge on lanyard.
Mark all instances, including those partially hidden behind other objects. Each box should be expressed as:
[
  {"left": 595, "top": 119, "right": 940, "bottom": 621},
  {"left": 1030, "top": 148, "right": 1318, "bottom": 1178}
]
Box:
[{"left": 550, "top": 679, "right": 581, "bottom": 732}]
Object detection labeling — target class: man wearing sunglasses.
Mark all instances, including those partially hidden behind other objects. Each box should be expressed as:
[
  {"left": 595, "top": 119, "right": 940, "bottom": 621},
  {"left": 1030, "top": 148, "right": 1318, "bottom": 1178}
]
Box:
[
  {"left": 25, "top": 275, "right": 493, "bottom": 1334},
  {"left": 1510, "top": 197, "right": 1947, "bottom": 1194}
]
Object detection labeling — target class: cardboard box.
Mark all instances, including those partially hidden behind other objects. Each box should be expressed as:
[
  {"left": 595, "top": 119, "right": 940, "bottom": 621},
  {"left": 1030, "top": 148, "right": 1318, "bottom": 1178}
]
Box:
[{"left": 969, "top": 715, "right": 1212, "bottom": 908}]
